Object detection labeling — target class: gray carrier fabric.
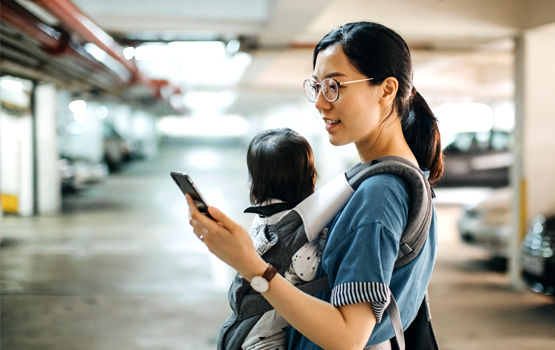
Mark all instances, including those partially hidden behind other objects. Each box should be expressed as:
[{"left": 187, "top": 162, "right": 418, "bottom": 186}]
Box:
[
  {"left": 218, "top": 156, "right": 434, "bottom": 350},
  {"left": 346, "top": 156, "right": 434, "bottom": 269}
]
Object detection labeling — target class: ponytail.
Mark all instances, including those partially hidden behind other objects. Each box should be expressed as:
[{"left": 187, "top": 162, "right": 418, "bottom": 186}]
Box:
[{"left": 402, "top": 88, "right": 443, "bottom": 185}]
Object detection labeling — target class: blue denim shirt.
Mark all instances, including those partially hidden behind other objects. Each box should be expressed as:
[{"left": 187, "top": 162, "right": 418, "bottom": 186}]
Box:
[{"left": 287, "top": 171, "right": 438, "bottom": 348}]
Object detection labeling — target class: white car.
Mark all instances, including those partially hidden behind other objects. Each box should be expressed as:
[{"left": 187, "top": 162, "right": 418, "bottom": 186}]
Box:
[{"left": 457, "top": 188, "right": 512, "bottom": 257}]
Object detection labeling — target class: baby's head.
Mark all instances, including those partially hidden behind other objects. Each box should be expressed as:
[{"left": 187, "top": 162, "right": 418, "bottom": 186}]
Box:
[{"left": 247, "top": 128, "right": 317, "bottom": 206}]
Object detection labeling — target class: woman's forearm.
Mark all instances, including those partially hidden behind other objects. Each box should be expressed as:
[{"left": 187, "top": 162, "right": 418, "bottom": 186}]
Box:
[{"left": 257, "top": 269, "right": 377, "bottom": 350}]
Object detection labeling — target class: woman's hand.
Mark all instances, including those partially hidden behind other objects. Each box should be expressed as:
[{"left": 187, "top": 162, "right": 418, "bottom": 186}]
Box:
[{"left": 186, "top": 194, "right": 267, "bottom": 280}]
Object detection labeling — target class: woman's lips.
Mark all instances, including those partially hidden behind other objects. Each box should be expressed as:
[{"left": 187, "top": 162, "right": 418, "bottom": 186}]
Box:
[{"left": 324, "top": 119, "right": 340, "bottom": 131}]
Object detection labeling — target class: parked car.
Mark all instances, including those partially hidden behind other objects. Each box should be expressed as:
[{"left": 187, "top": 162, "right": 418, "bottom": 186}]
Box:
[
  {"left": 437, "top": 131, "right": 513, "bottom": 188},
  {"left": 58, "top": 155, "right": 108, "bottom": 192},
  {"left": 521, "top": 213, "right": 555, "bottom": 297},
  {"left": 457, "top": 186, "right": 554, "bottom": 297},
  {"left": 103, "top": 123, "right": 131, "bottom": 172},
  {"left": 457, "top": 188, "right": 511, "bottom": 257}
]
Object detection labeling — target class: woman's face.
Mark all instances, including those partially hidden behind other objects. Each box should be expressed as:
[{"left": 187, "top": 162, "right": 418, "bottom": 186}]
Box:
[{"left": 313, "top": 44, "right": 383, "bottom": 148}]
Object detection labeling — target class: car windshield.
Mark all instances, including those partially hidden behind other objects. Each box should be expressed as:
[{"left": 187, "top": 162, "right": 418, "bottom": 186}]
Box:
[{"left": 445, "top": 131, "right": 511, "bottom": 154}]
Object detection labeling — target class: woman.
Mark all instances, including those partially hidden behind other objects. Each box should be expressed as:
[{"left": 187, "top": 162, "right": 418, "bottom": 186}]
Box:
[{"left": 187, "top": 21, "right": 442, "bottom": 350}]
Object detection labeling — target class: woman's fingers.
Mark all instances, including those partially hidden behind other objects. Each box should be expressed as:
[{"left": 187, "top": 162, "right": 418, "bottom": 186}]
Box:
[
  {"left": 185, "top": 194, "right": 230, "bottom": 241},
  {"left": 185, "top": 194, "right": 212, "bottom": 236},
  {"left": 185, "top": 193, "right": 199, "bottom": 215},
  {"left": 207, "top": 206, "right": 239, "bottom": 232}
]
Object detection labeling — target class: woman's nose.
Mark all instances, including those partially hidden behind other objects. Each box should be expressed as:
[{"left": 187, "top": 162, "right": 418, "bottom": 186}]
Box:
[{"left": 314, "top": 89, "right": 331, "bottom": 111}]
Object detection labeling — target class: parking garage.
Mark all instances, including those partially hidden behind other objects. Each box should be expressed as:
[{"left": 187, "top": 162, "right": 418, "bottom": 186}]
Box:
[{"left": 1, "top": 1, "right": 555, "bottom": 349}]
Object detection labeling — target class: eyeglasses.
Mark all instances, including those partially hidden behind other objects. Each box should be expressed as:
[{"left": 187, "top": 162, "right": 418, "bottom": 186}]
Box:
[{"left": 303, "top": 77, "right": 373, "bottom": 103}]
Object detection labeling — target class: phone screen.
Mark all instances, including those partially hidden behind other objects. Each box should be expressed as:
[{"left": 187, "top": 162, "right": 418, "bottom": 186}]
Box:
[{"left": 170, "top": 172, "right": 212, "bottom": 217}]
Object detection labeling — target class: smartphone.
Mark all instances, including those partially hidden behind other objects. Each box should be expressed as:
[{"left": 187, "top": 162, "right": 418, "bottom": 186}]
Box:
[{"left": 170, "top": 171, "right": 213, "bottom": 219}]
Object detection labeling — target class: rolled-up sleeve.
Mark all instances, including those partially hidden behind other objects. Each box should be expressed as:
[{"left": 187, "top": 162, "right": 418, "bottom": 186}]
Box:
[
  {"left": 331, "top": 282, "right": 391, "bottom": 322},
  {"left": 325, "top": 222, "right": 399, "bottom": 323}
]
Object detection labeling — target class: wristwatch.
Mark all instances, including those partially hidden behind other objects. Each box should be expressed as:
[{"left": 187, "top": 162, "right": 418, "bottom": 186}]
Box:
[{"left": 250, "top": 263, "right": 277, "bottom": 293}]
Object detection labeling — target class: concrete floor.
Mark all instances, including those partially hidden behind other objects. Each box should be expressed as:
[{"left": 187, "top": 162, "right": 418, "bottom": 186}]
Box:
[{"left": 2, "top": 141, "right": 555, "bottom": 350}]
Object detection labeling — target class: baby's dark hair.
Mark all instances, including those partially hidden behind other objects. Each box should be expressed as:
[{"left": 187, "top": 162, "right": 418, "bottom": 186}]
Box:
[{"left": 247, "top": 128, "right": 317, "bottom": 206}]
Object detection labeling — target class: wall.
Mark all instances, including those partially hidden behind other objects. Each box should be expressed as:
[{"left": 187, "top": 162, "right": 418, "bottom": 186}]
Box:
[{"left": 523, "top": 23, "right": 555, "bottom": 217}]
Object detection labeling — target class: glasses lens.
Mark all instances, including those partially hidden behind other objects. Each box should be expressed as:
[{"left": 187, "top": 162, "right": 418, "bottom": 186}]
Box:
[
  {"left": 322, "top": 79, "right": 338, "bottom": 102},
  {"left": 303, "top": 80, "right": 317, "bottom": 102}
]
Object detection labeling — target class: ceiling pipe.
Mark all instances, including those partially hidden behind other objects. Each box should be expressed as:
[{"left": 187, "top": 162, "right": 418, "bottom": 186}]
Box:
[
  {"left": 1, "top": 0, "right": 64, "bottom": 52},
  {"left": 2, "top": 0, "right": 178, "bottom": 103},
  {"left": 1, "top": 0, "right": 127, "bottom": 86},
  {"left": 30, "top": 0, "right": 182, "bottom": 100},
  {"left": 30, "top": 0, "right": 141, "bottom": 82}
]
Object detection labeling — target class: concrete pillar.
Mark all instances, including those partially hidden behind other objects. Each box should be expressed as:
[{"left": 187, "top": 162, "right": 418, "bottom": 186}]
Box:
[
  {"left": 510, "top": 22, "right": 555, "bottom": 288},
  {"left": 35, "top": 83, "right": 61, "bottom": 215},
  {"left": 509, "top": 34, "right": 526, "bottom": 290},
  {"left": 522, "top": 24, "right": 555, "bottom": 217},
  {"left": 0, "top": 111, "right": 34, "bottom": 216}
]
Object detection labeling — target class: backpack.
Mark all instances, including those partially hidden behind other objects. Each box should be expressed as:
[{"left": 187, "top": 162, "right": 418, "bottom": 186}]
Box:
[{"left": 218, "top": 156, "right": 438, "bottom": 350}]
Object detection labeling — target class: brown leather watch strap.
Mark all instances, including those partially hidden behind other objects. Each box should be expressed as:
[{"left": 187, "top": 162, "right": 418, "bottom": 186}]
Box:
[{"left": 262, "top": 263, "right": 277, "bottom": 282}]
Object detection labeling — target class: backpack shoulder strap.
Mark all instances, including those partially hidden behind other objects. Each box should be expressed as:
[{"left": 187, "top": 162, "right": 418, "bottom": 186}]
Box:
[{"left": 345, "top": 156, "right": 434, "bottom": 269}]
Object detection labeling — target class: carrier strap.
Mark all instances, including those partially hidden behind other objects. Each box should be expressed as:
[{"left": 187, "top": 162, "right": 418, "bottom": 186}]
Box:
[
  {"left": 241, "top": 277, "right": 332, "bottom": 321},
  {"left": 246, "top": 275, "right": 331, "bottom": 297},
  {"left": 345, "top": 156, "right": 433, "bottom": 269},
  {"left": 243, "top": 202, "right": 295, "bottom": 216},
  {"left": 297, "top": 276, "right": 332, "bottom": 295},
  {"left": 385, "top": 292, "right": 405, "bottom": 350}
]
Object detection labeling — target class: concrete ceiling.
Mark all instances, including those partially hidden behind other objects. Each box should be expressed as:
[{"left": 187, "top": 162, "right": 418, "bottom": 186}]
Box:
[
  {"left": 72, "top": 0, "right": 555, "bottom": 48},
  {"left": 66, "top": 0, "right": 555, "bottom": 114}
]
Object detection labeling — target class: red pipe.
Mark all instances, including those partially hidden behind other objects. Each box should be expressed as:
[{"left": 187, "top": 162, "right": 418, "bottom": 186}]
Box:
[
  {"left": 1, "top": 0, "right": 66, "bottom": 53},
  {"left": 31, "top": 0, "right": 140, "bottom": 82},
  {"left": 1, "top": 0, "right": 126, "bottom": 85},
  {"left": 3, "top": 0, "right": 178, "bottom": 101}
]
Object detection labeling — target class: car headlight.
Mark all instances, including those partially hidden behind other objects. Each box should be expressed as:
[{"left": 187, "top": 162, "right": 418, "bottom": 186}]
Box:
[{"left": 523, "top": 215, "right": 551, "bottom": 255}]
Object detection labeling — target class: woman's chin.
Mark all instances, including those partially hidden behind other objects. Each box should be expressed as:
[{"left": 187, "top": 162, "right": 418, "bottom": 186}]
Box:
[{"left": 328, "top": 134, "right": 349, "bottom": 147}]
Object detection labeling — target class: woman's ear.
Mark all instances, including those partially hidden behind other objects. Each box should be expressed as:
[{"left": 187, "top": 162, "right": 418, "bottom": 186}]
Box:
[{"left": 379, "top": 77, "right": 398, "bottom": 107}]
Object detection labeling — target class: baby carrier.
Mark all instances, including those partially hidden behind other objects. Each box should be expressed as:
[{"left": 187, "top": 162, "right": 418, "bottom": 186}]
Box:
[{"left": 218, "top": 156, "right": 438, "bottom": 350}]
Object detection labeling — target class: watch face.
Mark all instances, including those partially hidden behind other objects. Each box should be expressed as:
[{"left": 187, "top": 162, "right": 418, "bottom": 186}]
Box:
[{"left": 251, "top": 276, "right": 269, "bottom": 293}]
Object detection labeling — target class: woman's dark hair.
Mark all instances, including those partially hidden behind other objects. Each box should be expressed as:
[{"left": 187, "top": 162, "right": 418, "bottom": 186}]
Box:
[
  {"left": 313, "top": 21, "right": 443, "bottom": 184},
  {"left": 247, "top": 128, "right": 317, "bottom": 205}
]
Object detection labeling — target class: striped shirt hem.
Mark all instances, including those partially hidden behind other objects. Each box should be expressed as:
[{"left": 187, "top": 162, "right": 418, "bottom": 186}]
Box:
[{"left": 330, "top": 282, "right": 391, "bottom": 323}]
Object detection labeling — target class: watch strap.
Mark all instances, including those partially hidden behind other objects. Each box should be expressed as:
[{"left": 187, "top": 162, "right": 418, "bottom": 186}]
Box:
[{"left": 262, "top": 263, "right": 277, "bottom": 282}]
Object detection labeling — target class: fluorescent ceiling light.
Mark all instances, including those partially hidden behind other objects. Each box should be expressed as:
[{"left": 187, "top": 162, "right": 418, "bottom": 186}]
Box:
[
  {"left": 134, "top": 51, "right": 251, "bottom": 87},
  {"left": 69, "top": 100, "right": 87, "bottom": 124},
  {"left": 158, "top": 115, "right": 249, "bottom": 137},
  {"left": 123, "top": 47, "right": 135, "bottom": 60},
  {"left": 183, "top": 91, "right": 236, "bottom": 110},
  {"left": 134, "top": 41, "right": 226, "bottom": 62},
  {"left": 1, "top": 79, "right": 23, "bottom": 92},
  {"left": 69, "top": 100, "right": 86, "bottom": 114},
  {"left": 134, "top": 41, "right": 225, "bottom": 62}
]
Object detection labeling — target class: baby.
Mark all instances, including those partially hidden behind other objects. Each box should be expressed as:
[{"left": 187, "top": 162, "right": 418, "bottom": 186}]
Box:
[{"left": 240, "top": 128, "right": 326, "bottom": 350}]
